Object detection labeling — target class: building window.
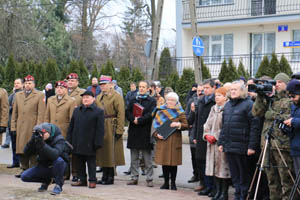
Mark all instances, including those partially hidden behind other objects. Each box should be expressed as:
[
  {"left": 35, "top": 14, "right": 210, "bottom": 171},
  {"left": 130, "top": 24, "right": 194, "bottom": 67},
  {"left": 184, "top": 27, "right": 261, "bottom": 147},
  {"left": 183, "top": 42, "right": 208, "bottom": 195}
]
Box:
[
  {"left": 293, "top": 30, "right": 300, "bottom": 61},
  {"left": 200, "top": 34, "right": 233, "bottom": 62},
  {"left": 199, "top": 0, "right": 233, "bottom": 6}
]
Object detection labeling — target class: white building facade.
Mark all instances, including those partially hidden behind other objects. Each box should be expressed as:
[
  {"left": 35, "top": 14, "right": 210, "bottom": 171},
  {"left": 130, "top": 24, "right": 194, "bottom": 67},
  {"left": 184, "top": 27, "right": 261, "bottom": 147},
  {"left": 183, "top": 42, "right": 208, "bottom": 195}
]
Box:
[{"left": 176, "top": 0, "right": 300, "bottom": 77}]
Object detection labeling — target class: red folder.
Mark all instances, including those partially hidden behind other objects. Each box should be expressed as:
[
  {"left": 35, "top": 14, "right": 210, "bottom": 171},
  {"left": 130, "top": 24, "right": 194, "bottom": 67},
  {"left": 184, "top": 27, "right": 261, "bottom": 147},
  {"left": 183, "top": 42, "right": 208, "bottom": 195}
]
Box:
[{"left": 133, "top": 103, "right": 144, "bottom": 118}]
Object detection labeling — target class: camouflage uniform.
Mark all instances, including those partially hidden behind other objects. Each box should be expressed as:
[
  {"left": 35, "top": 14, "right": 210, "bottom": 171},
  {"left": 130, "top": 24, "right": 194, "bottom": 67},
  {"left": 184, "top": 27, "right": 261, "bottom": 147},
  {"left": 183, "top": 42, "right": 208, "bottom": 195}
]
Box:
[{"left": 252, "top": 91, "right": 293, "bottom": 200}]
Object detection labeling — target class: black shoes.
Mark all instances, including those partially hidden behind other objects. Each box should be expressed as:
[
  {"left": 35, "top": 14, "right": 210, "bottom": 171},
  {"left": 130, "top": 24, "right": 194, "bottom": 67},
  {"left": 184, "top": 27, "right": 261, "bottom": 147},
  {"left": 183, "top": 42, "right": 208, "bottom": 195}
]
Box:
[
  {"left": 124, "top": 170, "right": 131, "bottom": 175},
  {"left": 7, "top": 164, "right": 20, "bottom": 168},
  {"left": 198, "top": 187, "right": 212, "bottom": 196},
  {"left": 160, "top": 183, "right": 169, "bottom": 190},
  {"left": 188, "top": 176, "right": 199, "bottom": 183},
  {"left": 71, "top": 176, "right": 78, "bottom": 182},
  {"left": 1, "top": 144, "right": 9, "bottom": 148}
]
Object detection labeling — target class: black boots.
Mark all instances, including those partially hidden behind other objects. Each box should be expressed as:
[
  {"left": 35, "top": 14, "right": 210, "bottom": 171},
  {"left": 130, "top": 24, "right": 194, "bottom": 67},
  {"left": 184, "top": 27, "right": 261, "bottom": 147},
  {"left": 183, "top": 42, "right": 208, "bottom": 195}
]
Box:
[
  {"left": 160, "top": 166, "right": 170, "bottom": 189},
  {"left": 97, "top": 167, "right": 114, "bottom": 185},
  {"left": 212, "top": 177, "right": 222, "bottom": 200},
  {"left": 218, "top": 179, "right": 229, "bottom": 200}
]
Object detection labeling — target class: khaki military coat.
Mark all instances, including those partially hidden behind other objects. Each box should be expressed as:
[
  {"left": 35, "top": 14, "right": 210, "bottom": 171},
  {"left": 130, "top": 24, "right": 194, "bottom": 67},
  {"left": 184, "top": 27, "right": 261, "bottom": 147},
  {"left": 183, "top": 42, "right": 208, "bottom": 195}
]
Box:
[
  {"left": 0, "top": 88, "right": 9, "bottom": 144},
  {"left": 44, "top": 95, "right": 76, "bottom": 138},
  {"left": 203, "top": 105, "right": 230, "bottom": 178},
  {"left": 68, "top": 87, "right": 85, "bottom": 106},
  {"left": 154, "top": 113, "right": 188, "bottom": 166},
  {"left": 11, "top": 90, "right": 45, "bottom": 154},
  {"left": 96, "top": 90, "right": 125, "bottom": 167}
]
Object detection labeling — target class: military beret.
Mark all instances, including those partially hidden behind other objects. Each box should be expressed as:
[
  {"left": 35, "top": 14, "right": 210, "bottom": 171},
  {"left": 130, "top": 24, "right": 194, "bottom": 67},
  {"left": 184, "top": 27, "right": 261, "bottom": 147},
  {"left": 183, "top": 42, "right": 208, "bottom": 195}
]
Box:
[
  {"left": 287, "top": 79, "right": 300, "bottom": 95},
  {"left": 99, "top": 75, "right": 112, "bottom": 85},
  {"left": 66, "top": 73, "right": 79, "bottom": 80},
  {"left": 55, "top": 81, "right": 68, "bottom": 88},
  {"left": 24, "top": 75, "right": 34, "bottom": 82}
]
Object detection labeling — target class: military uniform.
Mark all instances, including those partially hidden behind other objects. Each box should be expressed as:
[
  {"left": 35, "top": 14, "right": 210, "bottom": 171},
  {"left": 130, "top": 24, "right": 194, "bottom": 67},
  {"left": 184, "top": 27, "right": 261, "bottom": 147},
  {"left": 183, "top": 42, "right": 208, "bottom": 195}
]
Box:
[
  {"left": 68, "top": 87, "right": 85, "bottom": 106},
  {"left": 11, "top": 89, "right": 45, "bottom": 170},
  {"left": 0, "top": 88, "right": 9, "bottom": 144},
  {"left": 96, "top": 89, "right": 125, "bottom": 184},
  {"left": 44, "top": 95, "right": 76, "bottom": 138},
  {"left": 252, "top": 91, "right": 293, "bottom": 200}
]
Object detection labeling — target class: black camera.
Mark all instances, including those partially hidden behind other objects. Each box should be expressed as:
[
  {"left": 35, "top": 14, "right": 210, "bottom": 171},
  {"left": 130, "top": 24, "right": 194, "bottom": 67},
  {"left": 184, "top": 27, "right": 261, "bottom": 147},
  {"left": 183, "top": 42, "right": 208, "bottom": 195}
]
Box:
[
  {"left": 33, "top": 130, "right": 44, "bottom": 138},
  {"left": 248, "top": 79, "right": 276, "bottom": 95},
  {"left": 278, "top": 120, "right": 293, "bottom": 135}
]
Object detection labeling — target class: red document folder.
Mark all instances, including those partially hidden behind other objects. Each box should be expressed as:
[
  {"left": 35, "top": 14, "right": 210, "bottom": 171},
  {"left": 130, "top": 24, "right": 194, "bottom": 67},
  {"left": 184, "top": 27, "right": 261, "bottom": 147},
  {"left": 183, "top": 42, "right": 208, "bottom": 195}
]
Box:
[{"left": 133, "top": 103, "right": 144, "bottom": 118}]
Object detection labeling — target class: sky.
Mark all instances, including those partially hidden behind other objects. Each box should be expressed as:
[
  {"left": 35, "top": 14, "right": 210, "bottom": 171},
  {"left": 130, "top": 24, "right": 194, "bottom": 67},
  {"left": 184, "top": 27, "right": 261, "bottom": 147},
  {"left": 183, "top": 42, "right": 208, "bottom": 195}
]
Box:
[{"left": 105, "top": 0, "right": 176, "bottom": 53}]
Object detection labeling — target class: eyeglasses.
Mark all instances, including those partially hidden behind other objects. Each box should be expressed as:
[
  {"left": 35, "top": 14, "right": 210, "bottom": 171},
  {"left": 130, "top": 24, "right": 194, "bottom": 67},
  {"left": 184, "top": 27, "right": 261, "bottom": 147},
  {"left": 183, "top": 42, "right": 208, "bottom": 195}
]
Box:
[{"left": 289, "top": 94, "right": 296, "bottom": 98}]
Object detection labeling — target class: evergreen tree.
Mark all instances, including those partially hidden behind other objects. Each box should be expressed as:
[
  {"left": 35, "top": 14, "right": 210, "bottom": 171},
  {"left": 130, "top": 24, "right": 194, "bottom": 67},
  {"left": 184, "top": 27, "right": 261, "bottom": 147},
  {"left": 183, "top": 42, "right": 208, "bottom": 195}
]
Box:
[
  {"left": 91, "top": 64, "right": 99, "bottom": 80},
  {"left": 45, "top": 58, "right": 59, "bottom": 84},
  {"left": 78, "top": 59, "right": 90, "bottom": 88},
  {"left": 117, "top": 67, "right": 131, "bottom": 97},
  {"left": 131, "top": 67, "right": 144, "bottom": 83},
  {"left": 255, "top": 56, "right": 270, "bottom": 78},
  {"left": 159, "top": 47, "right": 172, "bottom": 80},
  {"left": 34, "top": 62, "right": 46, "bottom": 90},
  {"left": 68, "top": 60, "right": 81, "bottom": 76},
  {"left": 226, "top": 58, "right": 239, "bottom": 82},
  {"left": 218, "top": 60, "right": 228, "bottom": 84},
  {"left": 177, "top": 68, "right": 195, "bottom": 108},
  {"left": 201, "top": 57, "right": 211, "bottom": 80},
  {"left": 237, "top": 60, "right": 250, "bottom": 80},
  {"left": 162, "top": 71, "right": 180, "bottom": 92},
  {"left": 60, "top": 65, "right": 69, "bottom": 80},
  {"left": 0, "top": 64, "right": 5, "bottom": 88},
  {"left": 28, "top": 61, "right": 35, "bottom": 75},
  {"left": 269, "top": 53, "right": 280, "bottom": 78},
  {"left": 279, "top": 55, "right": 293, "bottom": 76},
  {"left": 5, "top": 55, "right": 17, "bottom": 89},
  {"left": 16, "top": 60, "right": 29, "bottom": 80}
]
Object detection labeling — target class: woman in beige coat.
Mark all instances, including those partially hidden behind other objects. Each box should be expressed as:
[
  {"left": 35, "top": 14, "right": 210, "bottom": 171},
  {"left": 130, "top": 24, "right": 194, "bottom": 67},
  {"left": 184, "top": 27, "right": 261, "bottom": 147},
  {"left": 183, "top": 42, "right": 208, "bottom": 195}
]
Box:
[
  {"left": 154, "top": 92, "right": 188, "bottom": 190},
  {"left": 203, "top": 87, "right": 230, "bottom": 200}
]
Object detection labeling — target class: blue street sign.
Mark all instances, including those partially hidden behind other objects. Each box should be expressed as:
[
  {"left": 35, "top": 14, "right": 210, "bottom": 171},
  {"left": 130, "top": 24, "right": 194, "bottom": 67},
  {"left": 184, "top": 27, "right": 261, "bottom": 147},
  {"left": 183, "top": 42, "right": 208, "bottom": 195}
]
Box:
[
  {"left": 283, "top": 41, "right": 300, "bottom": 48},
  {"left": 192, "top": 37, "right": 205, "bottom": 56},
  {"left": 278, "top": 25, "right": 288, "bottom": 32}
]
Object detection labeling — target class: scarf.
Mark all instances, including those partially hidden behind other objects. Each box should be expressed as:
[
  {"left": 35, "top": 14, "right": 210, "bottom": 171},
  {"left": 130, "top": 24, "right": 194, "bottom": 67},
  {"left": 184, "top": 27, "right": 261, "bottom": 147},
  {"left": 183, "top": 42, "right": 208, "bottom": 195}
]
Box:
[
  {"left": 153, "top": 104, "right": 184, "bottom": 129},
  {"left": 136, "top": 91, "right": 149, "bottom": 100}
]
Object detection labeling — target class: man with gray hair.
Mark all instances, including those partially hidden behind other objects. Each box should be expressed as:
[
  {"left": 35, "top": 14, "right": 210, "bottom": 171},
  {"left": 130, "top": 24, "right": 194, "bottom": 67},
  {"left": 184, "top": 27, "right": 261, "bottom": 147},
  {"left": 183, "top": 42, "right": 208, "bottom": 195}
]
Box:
[{"left": 218, "top": 81, "right": 260, "bottom": 200}]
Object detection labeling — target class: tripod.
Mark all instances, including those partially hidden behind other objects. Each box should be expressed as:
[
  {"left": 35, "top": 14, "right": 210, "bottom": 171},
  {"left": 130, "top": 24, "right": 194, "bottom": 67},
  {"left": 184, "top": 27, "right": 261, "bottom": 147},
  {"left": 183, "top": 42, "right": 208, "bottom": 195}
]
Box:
[
  {"left": 246, "top": 118, "right": 299, "bottom": 200},
  {"left": 289, "top": 165, "right": 300, "bottom": 200}
]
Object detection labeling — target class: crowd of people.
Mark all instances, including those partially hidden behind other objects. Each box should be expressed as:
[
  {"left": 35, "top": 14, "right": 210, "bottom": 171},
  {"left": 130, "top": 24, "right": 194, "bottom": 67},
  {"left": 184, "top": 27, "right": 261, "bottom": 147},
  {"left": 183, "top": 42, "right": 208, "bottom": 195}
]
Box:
[{"left": 0, "top": 71, "right": 300, "bottom": 200}]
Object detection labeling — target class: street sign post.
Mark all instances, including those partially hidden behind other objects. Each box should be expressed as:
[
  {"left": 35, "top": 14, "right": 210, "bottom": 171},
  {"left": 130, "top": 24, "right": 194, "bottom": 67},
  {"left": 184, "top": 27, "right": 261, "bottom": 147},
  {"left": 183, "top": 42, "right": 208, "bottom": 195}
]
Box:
[
  {"left": 283, "top": 41, "right": 300, "bottom": 48},
  {"left": 192, "top": 37, "right": 205, "bottom": 56},
  {"left": 278, "top": 25, "right": 288, "bottom": 32}
]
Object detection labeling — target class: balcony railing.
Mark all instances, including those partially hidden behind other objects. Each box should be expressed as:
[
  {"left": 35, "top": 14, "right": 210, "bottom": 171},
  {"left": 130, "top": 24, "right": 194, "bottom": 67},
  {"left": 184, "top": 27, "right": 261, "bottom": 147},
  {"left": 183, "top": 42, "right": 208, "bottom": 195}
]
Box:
[
  {"left": 182, "top": 0, "right": 300, "bottom": 23},
  {"left": 164, "top": 52, "right": 300, "bottom": 78}
]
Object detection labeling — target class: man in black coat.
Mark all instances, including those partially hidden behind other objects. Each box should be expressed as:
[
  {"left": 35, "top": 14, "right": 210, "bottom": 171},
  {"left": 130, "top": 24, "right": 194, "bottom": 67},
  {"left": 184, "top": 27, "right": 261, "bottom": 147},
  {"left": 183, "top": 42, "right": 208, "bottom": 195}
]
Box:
[
  {"left": 189, "top": 79, "right": 216, "bottom": 195},
  {"left": 125, "top": 81, "right": 156, "bottom": 187},
  {"left": 218, "top": 81, "right": 260, "bottom": 200},
  {"left": 21, "top": 123, "right": 70, "bottom": 195},
  {"left": 67, "top": 91, "right": 104, "bottom": 189}
]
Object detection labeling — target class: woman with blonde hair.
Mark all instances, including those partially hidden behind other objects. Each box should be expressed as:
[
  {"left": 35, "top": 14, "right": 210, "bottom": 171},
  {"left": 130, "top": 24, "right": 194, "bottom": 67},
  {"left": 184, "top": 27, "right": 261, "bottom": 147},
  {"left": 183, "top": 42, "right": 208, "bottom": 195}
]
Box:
[{"left": 153, "top": 92, "right": 188, "bottom": 190}]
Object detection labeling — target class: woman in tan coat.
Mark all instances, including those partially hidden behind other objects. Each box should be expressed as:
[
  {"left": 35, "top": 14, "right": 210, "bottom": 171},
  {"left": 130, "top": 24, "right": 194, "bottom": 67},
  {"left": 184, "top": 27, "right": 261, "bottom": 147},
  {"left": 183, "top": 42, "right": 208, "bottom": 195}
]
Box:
[
  {"left": 203, "top": 87, "right": 230, "bottom": 200},
  {"left": 154, "top": 92, "right": 188, "bottom": 190}
]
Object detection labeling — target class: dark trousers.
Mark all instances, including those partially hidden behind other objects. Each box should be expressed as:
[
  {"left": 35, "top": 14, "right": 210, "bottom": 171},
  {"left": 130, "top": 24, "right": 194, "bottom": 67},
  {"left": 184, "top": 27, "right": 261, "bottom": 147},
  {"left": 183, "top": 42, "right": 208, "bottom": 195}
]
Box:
[
  {"left": 9, "top": 129, "right": 19, "bottom": 165},
  {"left": 227, "top": 153, "right": 251, "bottom": 200},
  {"left": 190, "top": 146, "right": 198, "bottom": 178},
  {"left": 197, "top": 159, "right": 213, "bottom": 189},
  {"left": 21, "top": 157, "right": 67, "bottom": 187},
  {"left": 76, "top": 154, "right": 96, "bottom": 182}
]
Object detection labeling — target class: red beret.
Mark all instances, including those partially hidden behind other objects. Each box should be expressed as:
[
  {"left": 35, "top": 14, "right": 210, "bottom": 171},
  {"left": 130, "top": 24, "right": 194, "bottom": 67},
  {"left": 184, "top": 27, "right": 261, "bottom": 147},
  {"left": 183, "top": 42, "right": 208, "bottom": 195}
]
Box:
[
  {"left": 55, "top": 81, "right": 68, "bottom": 88},
  {"left": 66, "top": 73, "right": 79, "bottom": 80},
  {"left": 24, "top": 75, "right": 34, "bottom": 82}
]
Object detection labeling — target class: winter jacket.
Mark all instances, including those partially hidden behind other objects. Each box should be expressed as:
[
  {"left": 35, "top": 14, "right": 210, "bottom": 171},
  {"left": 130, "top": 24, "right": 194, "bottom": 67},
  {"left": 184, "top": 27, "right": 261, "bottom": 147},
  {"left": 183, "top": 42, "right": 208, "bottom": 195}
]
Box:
[
  {"left": 125, "top": 89, "right": 138, "bottom": 106},
  {"left": 126, "top": 95, "right": 156, "bottom": 150},
  {"left": 24, "top": 124, "right": 69, "bottom": 167},
  {"left": 87, "top": 85, "right": 101, "bottom": 97},
  {"left": 218, "top": 97, "right": 260, "bottom": 155},
  {"left": 290, "top": 104, "right": 300, "bottom": 156},
  {"left": 67, "top": 103, "right": 104, "bottom": 156}
]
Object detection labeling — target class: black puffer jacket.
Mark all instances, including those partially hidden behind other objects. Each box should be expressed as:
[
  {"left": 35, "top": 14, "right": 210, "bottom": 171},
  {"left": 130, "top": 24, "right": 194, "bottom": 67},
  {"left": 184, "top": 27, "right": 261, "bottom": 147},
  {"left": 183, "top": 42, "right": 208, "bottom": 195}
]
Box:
[
  {"left": 218, "top": 97, "right": 260, "bottom": 155},
  {"left": 24, "top": 125, "right": 69, "bottom": 167}
]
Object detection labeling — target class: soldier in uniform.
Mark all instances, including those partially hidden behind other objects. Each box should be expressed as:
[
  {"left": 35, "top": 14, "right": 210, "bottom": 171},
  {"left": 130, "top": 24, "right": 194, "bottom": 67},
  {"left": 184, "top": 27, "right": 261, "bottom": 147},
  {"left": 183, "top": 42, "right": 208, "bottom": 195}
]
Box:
[
  {"left": 0, "top": 85, "right": 9, "bottom": 146},
  {"left": 96, "top": 75, "right": 125, "bottom": 185},
  {"left": 11, "top": 75, "right": 45, "bottom": 177},
  {"left": 44, "top": 81, "right": 76, "bottom": 138},
  {"left": 66, "top": 73, "right": 85, "bottom": 182},
  {"left": 252, "top": 73, "right": 293, "bottom": 200}
]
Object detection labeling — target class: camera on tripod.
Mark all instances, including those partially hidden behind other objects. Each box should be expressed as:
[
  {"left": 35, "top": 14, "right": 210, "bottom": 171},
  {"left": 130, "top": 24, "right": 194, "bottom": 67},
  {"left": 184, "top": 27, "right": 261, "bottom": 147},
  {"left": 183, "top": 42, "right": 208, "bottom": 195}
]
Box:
[
  {"left": 277, "top": 119, "right": 293, "bottom": 135},
  {"left": 248, "top": 79, "right": 276, "bottom": 96}
]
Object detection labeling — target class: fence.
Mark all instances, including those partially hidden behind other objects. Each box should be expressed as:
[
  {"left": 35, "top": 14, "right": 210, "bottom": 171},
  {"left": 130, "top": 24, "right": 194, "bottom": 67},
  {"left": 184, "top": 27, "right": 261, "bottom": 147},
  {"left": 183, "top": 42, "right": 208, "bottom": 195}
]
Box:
[{"left": 165, "top": 52, "right": 300, "bottom": 77}]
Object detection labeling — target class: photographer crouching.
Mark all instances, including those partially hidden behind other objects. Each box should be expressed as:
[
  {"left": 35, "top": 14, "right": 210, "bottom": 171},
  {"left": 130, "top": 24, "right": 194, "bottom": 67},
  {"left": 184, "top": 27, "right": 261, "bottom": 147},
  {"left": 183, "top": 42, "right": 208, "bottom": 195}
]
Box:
[
  {"left": 21, "top": 123, "right": 70, "bottom": 195},
  {"left": 252, "top": 73, "right": 293, "bottom": 200}
]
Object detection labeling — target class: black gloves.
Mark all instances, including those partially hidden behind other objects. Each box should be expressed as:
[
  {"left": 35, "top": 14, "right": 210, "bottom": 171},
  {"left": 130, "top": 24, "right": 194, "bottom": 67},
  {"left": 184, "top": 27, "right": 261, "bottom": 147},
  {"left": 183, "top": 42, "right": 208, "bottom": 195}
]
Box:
[
  {"left": 0, "top": 126, "right": 6, "bottom": 134},
  {"left": 115, "top": 134, "right": 122, "bottom": 140},
  {"left": 34, "top": 135, "right": 45, "bottom": 150}
]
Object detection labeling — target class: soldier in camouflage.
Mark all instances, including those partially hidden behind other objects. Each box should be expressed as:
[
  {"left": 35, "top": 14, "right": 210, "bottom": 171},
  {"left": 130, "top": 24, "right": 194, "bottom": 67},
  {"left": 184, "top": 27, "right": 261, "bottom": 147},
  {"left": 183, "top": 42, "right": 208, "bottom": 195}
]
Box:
[{"left": 252, "top": 73, "right": 293, "bottom": 200}]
